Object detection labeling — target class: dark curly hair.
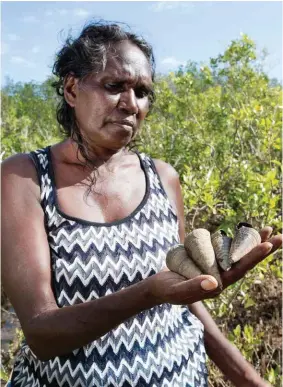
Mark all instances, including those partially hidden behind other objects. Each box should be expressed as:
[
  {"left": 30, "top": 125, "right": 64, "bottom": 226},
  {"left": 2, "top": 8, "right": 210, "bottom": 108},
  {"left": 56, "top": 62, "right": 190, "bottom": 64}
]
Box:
[{"left": 52, "top": 20, "right": 155, "bottom": 181}]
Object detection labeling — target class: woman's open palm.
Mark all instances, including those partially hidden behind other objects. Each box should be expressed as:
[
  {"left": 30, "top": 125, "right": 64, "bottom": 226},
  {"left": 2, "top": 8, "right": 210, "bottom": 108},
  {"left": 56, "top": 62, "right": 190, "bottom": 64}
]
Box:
[{"left": 150, "top": 227, "right": 282, "bottom": 305}]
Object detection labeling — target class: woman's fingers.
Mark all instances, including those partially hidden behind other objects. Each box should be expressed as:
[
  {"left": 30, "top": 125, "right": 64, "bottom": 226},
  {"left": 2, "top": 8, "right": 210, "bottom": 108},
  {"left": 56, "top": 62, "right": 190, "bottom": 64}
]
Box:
[
  {"left": 162, "top": 232, "right": 282, "bottom": 303},
  {"left": 266, "top": 234, "right": 283, "bottom": 253},
  {"left": 221, "top": 233, "right": 282, "bottom": 288},
  {"left": 259, "top": 226, "right": 273, "bottom": 242},
  {"left": 170, "top": 275, "right": 219, "bottom": 303},
  {"left": 221, "top": 242, "right": 273, "bottom": 287}
]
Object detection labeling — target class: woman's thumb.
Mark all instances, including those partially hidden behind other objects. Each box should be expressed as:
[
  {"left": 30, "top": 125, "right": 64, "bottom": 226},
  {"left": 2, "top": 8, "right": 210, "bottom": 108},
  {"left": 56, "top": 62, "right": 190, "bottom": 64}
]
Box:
[{"left": 200, "top": 276, "right": 219, "bottom": 291}]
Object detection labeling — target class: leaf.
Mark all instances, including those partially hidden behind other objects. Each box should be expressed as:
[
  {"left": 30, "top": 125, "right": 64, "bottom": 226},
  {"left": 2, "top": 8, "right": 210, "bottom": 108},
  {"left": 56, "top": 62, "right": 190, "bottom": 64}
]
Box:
[
  {"left": 233, "top": 325, "right": 241, "bottom": 338},
  {"left": 267, "top": 368, "right": 275, "bottom": 384},
  {"left": 0, "top": 366, "right": 9, "bottom": 382},
  {"left": 244, "top": 297, "right": 256, "bottom": 309}
]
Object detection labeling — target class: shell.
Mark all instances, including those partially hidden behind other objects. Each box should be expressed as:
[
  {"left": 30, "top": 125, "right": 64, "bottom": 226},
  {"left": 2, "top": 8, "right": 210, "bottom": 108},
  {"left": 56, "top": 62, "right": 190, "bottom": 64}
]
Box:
[
  {"left": 166, "top": 244, "right": 202, "bottom": 279},
  {"left": 211, "top": 230, "right": 233, "bottom": 271},
  {"left": 184, "top": 229, "right": 222, "bottom": 287},
  {"left": 229, "top": 222, "right": 261, "bottom": 263}
]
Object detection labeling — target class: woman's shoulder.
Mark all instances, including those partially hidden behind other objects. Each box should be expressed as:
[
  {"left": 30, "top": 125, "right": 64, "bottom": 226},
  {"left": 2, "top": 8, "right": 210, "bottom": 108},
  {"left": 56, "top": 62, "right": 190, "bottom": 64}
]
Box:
[
  {"left": 147, "top": 157, "right": 181, "bottom": 216},
  {"left": 1, "top": 152, "right": 41, "bottom": 197},
  {"left": 2, "top": 152, "right": 36, "bottom": 175},
  {"left": 1, "top": 144, "right": 52, "bottom": 176},
  {"left": 152, "top": 158, "right": 179, "bottom": 182},
  {"left": 138, "top": 151, "right": 179, "bottom": 177}
]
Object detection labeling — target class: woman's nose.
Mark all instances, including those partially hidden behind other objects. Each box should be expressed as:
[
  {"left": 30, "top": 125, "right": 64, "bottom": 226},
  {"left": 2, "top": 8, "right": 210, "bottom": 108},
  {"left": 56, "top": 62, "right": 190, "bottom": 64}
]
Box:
[{"left": 118, "top": 89, "right": 139, "bottom": 115}]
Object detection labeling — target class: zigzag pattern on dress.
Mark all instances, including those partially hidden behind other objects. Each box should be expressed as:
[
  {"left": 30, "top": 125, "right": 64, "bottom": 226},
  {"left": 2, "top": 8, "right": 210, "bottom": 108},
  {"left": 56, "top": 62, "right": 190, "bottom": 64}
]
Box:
[{"left": 12, "top": 147, "right": 208, "bottom": 386}]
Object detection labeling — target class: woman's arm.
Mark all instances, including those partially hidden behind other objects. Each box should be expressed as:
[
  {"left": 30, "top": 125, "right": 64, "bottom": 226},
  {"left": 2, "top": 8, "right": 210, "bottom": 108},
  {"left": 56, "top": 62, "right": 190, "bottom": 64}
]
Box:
[
  {"left": 154, "top": 159, "right": 279, "bottom": 387},
  {"left": 0, "top": 155, "right": 157, "bottom": 360},
  {"left": 189, "top": 302, "right": 270, "bottom": 387},
  {"left": 1, "top": 154, "right": 220, "bottom": 361}
]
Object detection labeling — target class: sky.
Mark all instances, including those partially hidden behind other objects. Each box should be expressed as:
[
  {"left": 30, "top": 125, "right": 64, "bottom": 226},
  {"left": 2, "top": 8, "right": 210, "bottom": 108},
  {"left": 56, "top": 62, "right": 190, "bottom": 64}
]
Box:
[{"left": 1, "top": 1, "right": 282, "bottom": 86}]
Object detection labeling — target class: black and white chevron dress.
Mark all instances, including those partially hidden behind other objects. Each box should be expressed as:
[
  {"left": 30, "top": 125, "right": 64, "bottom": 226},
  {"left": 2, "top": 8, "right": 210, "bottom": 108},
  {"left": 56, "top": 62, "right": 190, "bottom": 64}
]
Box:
[{"left": 11, "top": 146, "right": 208, "bottom": 387}]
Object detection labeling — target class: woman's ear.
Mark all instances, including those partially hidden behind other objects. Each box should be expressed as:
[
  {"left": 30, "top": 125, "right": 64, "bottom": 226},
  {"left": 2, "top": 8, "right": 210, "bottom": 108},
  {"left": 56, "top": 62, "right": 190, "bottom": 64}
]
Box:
[{"left": 64, "top": 75, "right": 79, "bottom": 107}]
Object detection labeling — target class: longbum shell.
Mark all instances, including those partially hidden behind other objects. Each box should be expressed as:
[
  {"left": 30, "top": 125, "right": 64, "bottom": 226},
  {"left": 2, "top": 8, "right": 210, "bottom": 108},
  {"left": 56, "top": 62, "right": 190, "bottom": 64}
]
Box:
[
  {"left": 211, "top": 230, "right": 233, "bottom": 271},
  {"left": 184, "top": 229, "right": 222, "bottom": 287},
  {"left": 229, "top": 222, "right": 261, "bottom": 263},
  {"left": 166, "top": 244, "right": 202, "bottom": 279}
]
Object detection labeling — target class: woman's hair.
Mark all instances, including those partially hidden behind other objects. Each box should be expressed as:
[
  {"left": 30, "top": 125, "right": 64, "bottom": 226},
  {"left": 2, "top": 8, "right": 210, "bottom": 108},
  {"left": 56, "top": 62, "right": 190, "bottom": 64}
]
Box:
[{"left": 52, "top": 20, "right": 155, "bottom": 180}]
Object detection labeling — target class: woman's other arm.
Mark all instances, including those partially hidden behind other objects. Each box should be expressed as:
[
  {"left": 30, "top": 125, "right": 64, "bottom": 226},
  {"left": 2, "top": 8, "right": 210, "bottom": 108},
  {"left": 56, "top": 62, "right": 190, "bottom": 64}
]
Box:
[
  {"left": 154, "top": 158, "right": 281, "bottom": 387},
  {"left": 189, "top": 302, "right": 270, "bottom": 387}
]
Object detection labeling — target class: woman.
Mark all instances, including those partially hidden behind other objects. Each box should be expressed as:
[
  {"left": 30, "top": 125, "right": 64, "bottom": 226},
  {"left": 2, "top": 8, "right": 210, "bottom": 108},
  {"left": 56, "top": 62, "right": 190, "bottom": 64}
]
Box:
[{"left": 2, "top": 21, "right": 281, "bottom": 387}]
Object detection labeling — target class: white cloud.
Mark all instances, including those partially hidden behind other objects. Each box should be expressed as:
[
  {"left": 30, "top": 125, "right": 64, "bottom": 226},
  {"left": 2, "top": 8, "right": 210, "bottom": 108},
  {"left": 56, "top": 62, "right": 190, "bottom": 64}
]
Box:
[
  {"left": 10, "top": 56, "right": 35, "bottom": 68},
  {"left": 150, "top": 1, "right": 194, "bottom": 13},
  {"left": 7, "top": 34, "right": 21, "bottom": 41},
  {"left": 44, "top": 7, "right": 90, "bottom": 19},
  {"left": 21, "top": 15, "right": 39, "bottom": 23},
  {"left": 73, "top": 8, "right": 90, "bottom": 18},
  {"left": 161, "top": 57, "right": 186, "bottom": 68},
  {"left": 31, "top": 46, "right": 40, "bottom": 54}
]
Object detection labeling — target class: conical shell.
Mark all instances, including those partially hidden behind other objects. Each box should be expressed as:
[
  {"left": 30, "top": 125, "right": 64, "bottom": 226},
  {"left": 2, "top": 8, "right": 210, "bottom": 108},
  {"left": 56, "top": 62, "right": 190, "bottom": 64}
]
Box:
[
  {"left": 166, "top": 244, "right": 202, "bottom": 279},
  {"left": 211, "top": 230, "right": 233, "bottom": 271},
  {"left": 229, "top": 222, "right": 261, "bottom": 263},
  {"left": 184, "top": 229, "right": 222, "bottom": 287}
]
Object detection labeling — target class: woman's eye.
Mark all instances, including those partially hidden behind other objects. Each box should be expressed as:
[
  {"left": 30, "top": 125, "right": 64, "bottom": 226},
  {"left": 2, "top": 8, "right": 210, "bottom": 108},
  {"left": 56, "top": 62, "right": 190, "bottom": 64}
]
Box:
[
  {"left": 135, "top": 87, "right": 150, "bottom": 99},
  {"left": 104, "top": 83, "right": 152, "bottom": 99},
  {"left": 105, "top": 83, "right": 124, "bottom": 92}
]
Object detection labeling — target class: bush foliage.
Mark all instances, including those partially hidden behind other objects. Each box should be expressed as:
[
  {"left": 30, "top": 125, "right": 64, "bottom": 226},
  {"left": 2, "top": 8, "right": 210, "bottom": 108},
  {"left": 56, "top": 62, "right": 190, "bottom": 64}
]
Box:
[{"left": 1, "top": 35, "right": 282, "bottom": 385}]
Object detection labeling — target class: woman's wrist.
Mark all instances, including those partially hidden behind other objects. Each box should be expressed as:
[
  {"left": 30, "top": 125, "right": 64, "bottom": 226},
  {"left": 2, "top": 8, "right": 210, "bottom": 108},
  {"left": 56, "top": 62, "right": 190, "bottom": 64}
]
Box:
[
  {"left": 239, "top": 373, "right": 271, "bottom": 387},
  {"left": 241, "top": 380, "right": 270, "bottom": 387},
  {"left": 143, "top": 273, "right": 164, "bottom": 306}
]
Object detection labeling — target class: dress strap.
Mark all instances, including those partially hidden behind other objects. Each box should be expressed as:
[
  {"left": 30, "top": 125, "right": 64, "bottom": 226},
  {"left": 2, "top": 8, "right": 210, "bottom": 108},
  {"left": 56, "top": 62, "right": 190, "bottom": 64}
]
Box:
[
  {"left": 29, "top": 146, "right": 56, "bottom": 224},
  {"left": 137, "top": 152, "right": 178, "bottom": 218}
]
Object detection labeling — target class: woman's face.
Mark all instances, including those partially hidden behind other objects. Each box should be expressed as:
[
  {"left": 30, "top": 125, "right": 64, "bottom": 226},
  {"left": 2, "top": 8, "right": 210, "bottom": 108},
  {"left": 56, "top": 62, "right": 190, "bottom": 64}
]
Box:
[{"left": 65, "top": 40, "right": 153, "bottom": 150}]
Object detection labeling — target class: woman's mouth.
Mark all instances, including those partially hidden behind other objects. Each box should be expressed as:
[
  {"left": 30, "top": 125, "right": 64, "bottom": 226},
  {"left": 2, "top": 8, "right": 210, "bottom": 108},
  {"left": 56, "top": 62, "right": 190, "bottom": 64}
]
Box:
[{"left": 108, "top": 120, "right": 134, "bottom": 130}]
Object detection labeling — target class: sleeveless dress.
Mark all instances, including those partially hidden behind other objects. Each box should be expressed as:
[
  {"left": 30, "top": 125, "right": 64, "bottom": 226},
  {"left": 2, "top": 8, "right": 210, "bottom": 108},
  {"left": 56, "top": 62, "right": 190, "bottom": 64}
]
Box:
[{"left": 11, "top": 146, "right": 208, "bottom": 387}]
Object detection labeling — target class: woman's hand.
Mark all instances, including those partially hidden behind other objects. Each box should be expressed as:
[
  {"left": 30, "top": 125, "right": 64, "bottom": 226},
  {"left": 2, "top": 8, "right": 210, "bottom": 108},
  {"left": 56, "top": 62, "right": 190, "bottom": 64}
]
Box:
[
  {"left": 149, "top": 227, "right": 282, "bottom": 305},
  {"left": 220, "top": 226, "right": 282, "bottom": 291},
  {"left": 148, "top": 270, "right": 219, "bottom": 305}
]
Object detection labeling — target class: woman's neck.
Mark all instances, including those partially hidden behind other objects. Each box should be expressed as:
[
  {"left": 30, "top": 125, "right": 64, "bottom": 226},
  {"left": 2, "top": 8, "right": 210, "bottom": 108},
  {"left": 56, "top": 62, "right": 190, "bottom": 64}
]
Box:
[{"left": 57, "top": 139, "right": 130, "bottom": 170}]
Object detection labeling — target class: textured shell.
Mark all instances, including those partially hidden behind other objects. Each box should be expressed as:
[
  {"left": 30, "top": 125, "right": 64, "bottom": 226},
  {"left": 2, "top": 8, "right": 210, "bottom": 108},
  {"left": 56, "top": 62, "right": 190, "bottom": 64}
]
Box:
[
  {"left": 229, "top": 223, "right": 261, "bottom": 263},
  {"left": 184, "top": 228, "right": 222, "bottom": 287},
  {"left": 211, "top": 230, "right": 233, "bottom": 271},
  {"left": 166, "top": 244, "right": 202, "bottom": 279}
]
